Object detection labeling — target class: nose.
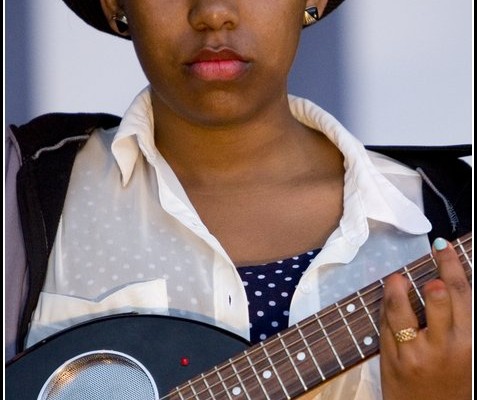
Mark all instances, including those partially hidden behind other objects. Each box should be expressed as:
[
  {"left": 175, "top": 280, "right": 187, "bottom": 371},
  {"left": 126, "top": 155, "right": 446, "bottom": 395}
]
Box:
[{"left": 189, "top": 0, "right": 239, "bottom": 31}]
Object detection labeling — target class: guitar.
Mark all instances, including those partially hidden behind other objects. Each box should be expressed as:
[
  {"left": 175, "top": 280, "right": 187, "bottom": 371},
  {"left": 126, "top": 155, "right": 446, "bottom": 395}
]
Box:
[{"left": 6, "top": 233, "right": 472, "bottom": 400}]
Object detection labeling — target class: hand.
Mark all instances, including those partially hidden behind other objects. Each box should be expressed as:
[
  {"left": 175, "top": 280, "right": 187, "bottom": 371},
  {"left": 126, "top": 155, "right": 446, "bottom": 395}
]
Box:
[{"left": 379, "top": 238, "right": 472, "bottom": 400}]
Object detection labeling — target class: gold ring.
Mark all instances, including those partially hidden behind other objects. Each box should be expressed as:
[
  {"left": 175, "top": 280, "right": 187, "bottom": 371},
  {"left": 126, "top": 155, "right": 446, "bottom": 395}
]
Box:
[{"left": 394, "top": 327, "right": 418, "bottom": 343}]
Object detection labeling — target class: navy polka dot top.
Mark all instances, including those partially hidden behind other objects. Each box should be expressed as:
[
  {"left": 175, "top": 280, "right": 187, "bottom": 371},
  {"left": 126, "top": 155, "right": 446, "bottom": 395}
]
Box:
[{"left": 237, "top": 248, "right": 321, "bottom": 345}]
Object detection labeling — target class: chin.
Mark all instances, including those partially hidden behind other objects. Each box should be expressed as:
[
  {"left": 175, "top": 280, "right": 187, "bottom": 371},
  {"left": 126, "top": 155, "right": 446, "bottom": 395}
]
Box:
[{"left": 184, "top": 94, "right": 264, "bottom": 125}]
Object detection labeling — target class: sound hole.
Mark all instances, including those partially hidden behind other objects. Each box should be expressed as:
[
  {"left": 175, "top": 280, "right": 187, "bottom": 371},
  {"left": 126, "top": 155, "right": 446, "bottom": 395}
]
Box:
[{"left": 38, "top": 350, "right": 159, "bottom": 400}]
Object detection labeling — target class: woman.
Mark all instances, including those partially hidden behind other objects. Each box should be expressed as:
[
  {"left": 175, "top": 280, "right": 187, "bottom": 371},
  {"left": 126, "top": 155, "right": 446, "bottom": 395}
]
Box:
[{"left": 5, "top": 0, "right": 471, "bottom": 399}]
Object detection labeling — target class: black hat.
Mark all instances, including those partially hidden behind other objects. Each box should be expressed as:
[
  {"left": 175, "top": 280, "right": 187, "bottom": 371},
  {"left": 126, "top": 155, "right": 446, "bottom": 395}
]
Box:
[{"left": 63, "top": 0, "right": 346, "bottom": 39}]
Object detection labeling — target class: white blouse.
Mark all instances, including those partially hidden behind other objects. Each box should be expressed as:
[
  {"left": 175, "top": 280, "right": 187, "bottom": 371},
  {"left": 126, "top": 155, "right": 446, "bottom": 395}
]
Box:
[{"left": 27, "top": 86, "right": 432, "bottom": 400}]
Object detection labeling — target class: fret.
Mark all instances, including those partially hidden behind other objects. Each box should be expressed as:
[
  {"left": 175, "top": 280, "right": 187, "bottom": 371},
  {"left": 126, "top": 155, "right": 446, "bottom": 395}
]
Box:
[
  {"left": 173, "top": 380, "right": 197, "bottom": 400},
  {"left": 297, "top": 314, "right": 342, "bottom": 380},
  {"left": 316, "top": 302, "right": 366, "bottom": 370},
  {"left": 402, "top": 255, "right": 438, "bottom": 328},
  {"left": 459, "top": 248, "right": 473, "bottom": 268},
  {"left": 228, "top": 362, "right": 252, "bottom": 400},
  {"left": 457, "top": 236, "right": 473, "bottom": 269},
  {"left": 214, "top": 366, "right": 234, "bottom": 400},
  {"left": 276, "top": 332, "right": 308, "bottom": 392},
  {"left": 274, "top": 328, "right": 324, "bottom": 395},
  {"left": 260, "top": 336, "right": 303, "bottom": 398},
  {"left": 170, "top": 388, "right": 186, "bottom": 400},
  {"left": 297, "top": 326, "right": 326, "bottom": 381},
  {"left": 245, "top": 354, "right": 271, "bottom": 400},
  {"left": 201, "top": 372, "right": 219, "bottom": 399},
  {"left": 199, "top": 360, "right": 250, "bottom": 400},
  {"left": 227, "top": 351, "right": 267, "bottom": 399},
  {"left": 316, "top": 316, "right": 344, "bottom": 370},
  {"left": 338, "top": 288, "right": 382, "bottom": 359},
  {"left": 403, "top": 264, "right": 426, "bottom": 308},
  {"left": 244, "top": 342, "right": 289, "bottom": 399},
  {"left": 259, "top": 342, "right": 291, "bottom": 399},
  {"left": 190, "top": 385, "right": 199, "bottom": 399},
  {"left": 179, "top": 370, "right": 227, "bottom": 400},
  {"left": 335, "top": 302, "right": 365, "bottom": 359},
  {"left": 356, "top": 289, "right": 380, "bottom": 336},
  {"left": 456, "top": 234, "right": 473, "bottom": 286}
]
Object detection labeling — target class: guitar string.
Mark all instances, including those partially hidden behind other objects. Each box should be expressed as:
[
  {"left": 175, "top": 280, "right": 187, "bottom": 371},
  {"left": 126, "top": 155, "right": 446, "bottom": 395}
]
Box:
[{"left": 162, "top": 236, "right": 472, "bottom": 400}]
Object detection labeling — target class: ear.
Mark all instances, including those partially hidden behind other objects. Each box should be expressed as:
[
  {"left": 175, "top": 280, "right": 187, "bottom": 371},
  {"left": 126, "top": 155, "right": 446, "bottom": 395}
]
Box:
[
  {"left": 306, "top": 0, "right": 329, "bottom": 18},
  {"left": 100, "top": 0, "right": 130, "bottom": 36}
]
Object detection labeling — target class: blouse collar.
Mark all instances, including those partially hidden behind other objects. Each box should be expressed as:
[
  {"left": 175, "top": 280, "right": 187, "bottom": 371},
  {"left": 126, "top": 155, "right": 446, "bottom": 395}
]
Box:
[{"left": 111, "top": 87, "right": 431, "bottom": 247}]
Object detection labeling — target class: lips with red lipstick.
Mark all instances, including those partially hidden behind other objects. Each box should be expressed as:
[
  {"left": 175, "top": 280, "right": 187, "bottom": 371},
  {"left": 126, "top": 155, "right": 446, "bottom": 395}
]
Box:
[{"left": 186, "top": 49, "right": 250, "bottom": 81}]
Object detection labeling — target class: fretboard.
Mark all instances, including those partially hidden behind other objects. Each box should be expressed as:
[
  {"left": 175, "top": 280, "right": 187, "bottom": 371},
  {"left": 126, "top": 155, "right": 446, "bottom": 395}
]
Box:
[{"left": 171, "top": 233, "right": 472, "bottom": 400}]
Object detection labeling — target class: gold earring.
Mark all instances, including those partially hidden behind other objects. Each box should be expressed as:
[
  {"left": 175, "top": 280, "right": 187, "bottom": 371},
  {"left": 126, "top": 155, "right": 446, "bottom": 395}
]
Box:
[{"left": 303, "top": 6, "right": 319, "bottom": 28}]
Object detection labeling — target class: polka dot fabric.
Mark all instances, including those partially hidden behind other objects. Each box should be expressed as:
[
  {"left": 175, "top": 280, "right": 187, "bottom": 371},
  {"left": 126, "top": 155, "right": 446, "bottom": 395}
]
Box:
[{"left": 237, "top": 249, "right": 321, "bottom": 345}]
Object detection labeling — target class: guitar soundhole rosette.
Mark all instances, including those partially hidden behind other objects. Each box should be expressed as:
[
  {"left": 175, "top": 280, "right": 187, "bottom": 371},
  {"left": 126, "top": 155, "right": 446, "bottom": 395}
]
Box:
[{"left": 37, "top": 350, "right": 159, "bottom": 400}]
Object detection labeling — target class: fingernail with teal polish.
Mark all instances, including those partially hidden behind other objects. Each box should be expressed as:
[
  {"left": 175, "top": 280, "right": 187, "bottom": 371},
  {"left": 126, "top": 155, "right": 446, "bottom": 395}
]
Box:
[{"left": 433, "top": 237, "right": 448, "bottom": 251}]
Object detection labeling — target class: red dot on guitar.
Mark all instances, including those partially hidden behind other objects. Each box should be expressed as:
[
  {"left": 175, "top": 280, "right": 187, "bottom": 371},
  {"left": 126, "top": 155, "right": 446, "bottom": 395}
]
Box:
[{"left": 180, "top": 357, "right": 190, "bottom": 367}]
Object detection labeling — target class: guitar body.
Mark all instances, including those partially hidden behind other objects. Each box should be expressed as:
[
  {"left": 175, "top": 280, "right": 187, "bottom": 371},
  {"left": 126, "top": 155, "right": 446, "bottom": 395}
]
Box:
[{"left": 6, "top": 314, "right": 249, "bottom": 400}]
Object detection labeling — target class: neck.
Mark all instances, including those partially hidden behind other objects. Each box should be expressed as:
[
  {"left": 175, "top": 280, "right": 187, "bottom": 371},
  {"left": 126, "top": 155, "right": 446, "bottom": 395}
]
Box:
[{"left": 152, "top": 96, "right": 322, "bottom": 189}]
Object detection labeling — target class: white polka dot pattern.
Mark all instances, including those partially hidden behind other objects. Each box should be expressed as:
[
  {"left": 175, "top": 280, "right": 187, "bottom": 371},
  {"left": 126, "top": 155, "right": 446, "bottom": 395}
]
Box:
[
  {"left": 38, "top": 132, "right": 221, "bottom": 336},
  {"left": 237, "top": 249, "right": 320, "bottom": 344}
]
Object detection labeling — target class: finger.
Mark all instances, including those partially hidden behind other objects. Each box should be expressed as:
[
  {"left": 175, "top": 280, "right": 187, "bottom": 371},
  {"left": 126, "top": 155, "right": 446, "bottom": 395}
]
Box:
[
  {"left": 432, "top": 238, "right": 472, "bottom": 324},
  {"left": 422, "top": 279, "right": 452, "bottom": 345},
  {"left": 380, "top": 273, "right": 420, "bottom": 356},
  {"left": 379, "top": 299, "right": 398, "bottom": 360}
]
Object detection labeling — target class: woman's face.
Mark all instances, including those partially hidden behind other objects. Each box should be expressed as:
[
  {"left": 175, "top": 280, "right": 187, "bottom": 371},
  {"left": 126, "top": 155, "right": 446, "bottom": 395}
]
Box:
[{"left": 114, "top": 0, "right": 317, "bottom": 126}]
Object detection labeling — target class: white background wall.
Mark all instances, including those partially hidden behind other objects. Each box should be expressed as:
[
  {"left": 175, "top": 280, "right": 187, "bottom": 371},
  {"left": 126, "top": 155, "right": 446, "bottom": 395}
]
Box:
[
  {"left": 6, "top": 0, "right": 473, "bottom": 147},
  {"left": 341, "top": 0, "right": 472, "bottom": 145},
  {"left": 29, "top": 1, "right": 148, "bottom": 120}
]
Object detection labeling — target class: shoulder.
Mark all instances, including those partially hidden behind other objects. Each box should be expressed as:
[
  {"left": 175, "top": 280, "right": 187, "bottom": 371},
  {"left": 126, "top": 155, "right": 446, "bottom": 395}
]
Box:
[
  {"left": 365, "top": 144, "right": 472, "bottom": 191},
  {"left": 9, "top": 112, "right": 121, "bottom": 161},
  {"left": 367, "top": 144, "right": 472, "bottom": 241},
  {"left": 365, "top": 144, "right": 471, "bottom": 168}
]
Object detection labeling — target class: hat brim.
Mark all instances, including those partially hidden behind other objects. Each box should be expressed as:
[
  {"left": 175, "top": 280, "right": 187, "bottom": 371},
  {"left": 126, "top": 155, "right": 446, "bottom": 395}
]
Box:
[
  {"left": 63, "top": 0, "right": 129, "bottom": 39},
  {"left": 63, "top": 0, "right": 345, "bottom": 39},
  {"left": 323, "top": 0, "right": 345, "bottom": 19}
]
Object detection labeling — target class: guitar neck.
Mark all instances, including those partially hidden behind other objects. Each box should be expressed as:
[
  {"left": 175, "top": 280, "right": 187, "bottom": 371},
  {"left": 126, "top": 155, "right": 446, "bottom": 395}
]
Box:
[{"left": 171, "top": 234, "right": 472, "bottom": 400}]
